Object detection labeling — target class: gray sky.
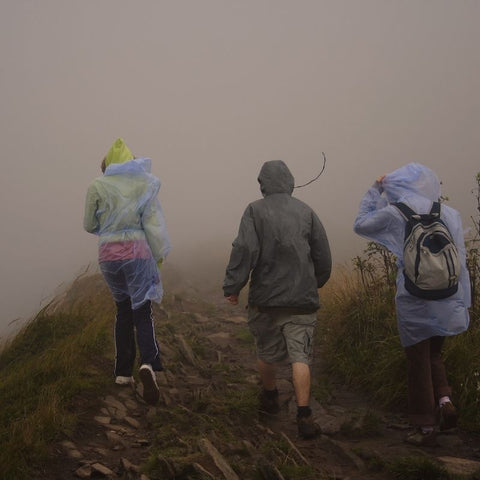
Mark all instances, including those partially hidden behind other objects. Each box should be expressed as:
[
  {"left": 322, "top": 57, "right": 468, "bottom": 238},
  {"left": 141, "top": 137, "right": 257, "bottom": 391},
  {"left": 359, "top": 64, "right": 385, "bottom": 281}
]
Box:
[{"left": 1, "top": 0, "right": 479, "bottom": 335}]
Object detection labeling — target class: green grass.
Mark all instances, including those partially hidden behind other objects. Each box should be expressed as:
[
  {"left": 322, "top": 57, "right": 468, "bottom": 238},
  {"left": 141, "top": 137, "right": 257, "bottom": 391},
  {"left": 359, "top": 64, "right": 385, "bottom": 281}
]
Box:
[
  {"left": 0, "top": 277, "right": 114, "bottom": 480},
  {"left": 387, "top": 456, "right": 449, "bottom": 480}
]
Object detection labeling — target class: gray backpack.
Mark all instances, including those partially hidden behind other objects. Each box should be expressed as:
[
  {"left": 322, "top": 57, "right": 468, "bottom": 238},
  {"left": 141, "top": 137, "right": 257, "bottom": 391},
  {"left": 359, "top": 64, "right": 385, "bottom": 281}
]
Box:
[{"left": 394, "top": 201, "right": 460, "bottom": 300}]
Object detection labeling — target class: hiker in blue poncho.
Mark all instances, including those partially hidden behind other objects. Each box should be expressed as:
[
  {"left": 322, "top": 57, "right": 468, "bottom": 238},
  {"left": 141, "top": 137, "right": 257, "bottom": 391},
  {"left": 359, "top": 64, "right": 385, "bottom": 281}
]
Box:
[
  {"left": 354, "top": 163, "right": 470, "bottom": 446},
  {"left": 224, "top": 160, "right": 332, "bottom": 439},
  {"left": 84, "top": 138, "right": 171, "bottom": 405}
]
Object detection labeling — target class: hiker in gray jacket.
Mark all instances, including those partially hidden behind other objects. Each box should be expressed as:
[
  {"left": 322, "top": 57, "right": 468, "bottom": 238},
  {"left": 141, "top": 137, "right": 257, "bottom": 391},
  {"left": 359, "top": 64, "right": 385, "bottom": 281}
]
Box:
[{"left": 223, "top": 160, "right": 331, "bottom": 439}]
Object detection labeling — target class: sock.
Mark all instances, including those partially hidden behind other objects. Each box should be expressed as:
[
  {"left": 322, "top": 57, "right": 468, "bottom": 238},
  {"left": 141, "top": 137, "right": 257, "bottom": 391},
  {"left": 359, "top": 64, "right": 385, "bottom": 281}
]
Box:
[
  {"left": 297, "top": 406, "right": 312, "bottom": 418},
  {"left": 439, "top": 396, "right": 451, "bottom": 407},
  {"left": 263, "top": 388, "right": 278, "bottom": 399}
]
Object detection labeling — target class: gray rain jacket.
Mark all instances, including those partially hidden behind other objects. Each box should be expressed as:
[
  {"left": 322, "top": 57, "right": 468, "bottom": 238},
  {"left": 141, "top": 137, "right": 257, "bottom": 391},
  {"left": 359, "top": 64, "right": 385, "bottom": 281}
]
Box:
[{"left": 223, "top": 160, "right": 332, "bottom": 312}]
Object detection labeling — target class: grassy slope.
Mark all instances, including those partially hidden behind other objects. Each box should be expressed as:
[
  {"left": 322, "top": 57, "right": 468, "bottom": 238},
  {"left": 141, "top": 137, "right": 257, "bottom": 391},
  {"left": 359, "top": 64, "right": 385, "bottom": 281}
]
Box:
[
  {"left": 1, "top": 266, "right": 479, "bottom": 479},
  {"left": 318, "top": 269, "right": 480, "bottom": 431},
  {"left": 0, "top": 274, "right": 114, "bottom": 480}
]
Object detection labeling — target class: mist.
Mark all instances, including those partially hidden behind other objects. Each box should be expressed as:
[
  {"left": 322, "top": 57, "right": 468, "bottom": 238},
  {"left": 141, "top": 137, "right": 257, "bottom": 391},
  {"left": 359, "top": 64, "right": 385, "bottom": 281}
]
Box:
[{"left": 1, "top": 1, "right": 479, "bottom": 338}]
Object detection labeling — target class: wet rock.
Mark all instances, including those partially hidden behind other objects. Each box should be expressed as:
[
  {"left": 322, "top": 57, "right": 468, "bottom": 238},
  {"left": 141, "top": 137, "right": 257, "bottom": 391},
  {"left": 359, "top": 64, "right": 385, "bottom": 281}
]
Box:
[
  {"left": 124, "top": 398, "right": 138, "bottom": 410},
  {"left": 437, "top": 456, "right": 480, "bottom": 476},
  {"left": 74, "top": 464, "right": 92, "bottom": 478},
  {"left": 436, "top": 433, "right": 463, "bottom": 449},
  {"left": 124, "top": 416, "right": 141, "bottom": 429},
  {"left": 94, "top": 416, "right": 112, "bottom": 425},
  {"left": 222, "top": 315, "right": 247, "bottom": 324},
  {"left": 105, "top": 431, "right": 126, "bottom": 448},
  {"left": 104, "top": 396, "right": 128, "bottom": 418},
  {"left": 91, "top": 462, "right": 116, "bottom": 477},
  {"left": 207, "top": 332, "right": 231, "bottom": 348},
  {"left": 120, "top": 457, "right": 140, "bottom": 473}
]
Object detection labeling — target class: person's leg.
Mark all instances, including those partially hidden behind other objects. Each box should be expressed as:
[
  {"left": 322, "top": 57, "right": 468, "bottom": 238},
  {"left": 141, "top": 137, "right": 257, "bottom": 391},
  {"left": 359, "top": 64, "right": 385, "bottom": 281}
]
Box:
[
  {"left": 283, "top": 313, "right": 316, "bottom": 408},
  {"left": 430, "top": 336, "right": 451, "bottom": 400},
  {"left": 132, "top": 300, "right": 162, "bottom": 371},
  {"left": 283, "top": 313, "right": 318, "bottom": 438},
  {"left": 100, "top": 261, "right": 135, "bottom": 380},
  {"left": 430, "top": 336, "right": 457, "bottom": 430},
  {"left": 133, "top": 300, "right": 162, "bottom": 405},
  {"left": 257, "top": 358, "right": 277, "bottom": 391},
  {"left": 404, "top": 338, "right": 436, "bottom": 427},
  {"left": 114, "top": 298, "right": 136, "bottom": 377},
  {"left": 248, "top": 307, "right": 287, "bottom": 414},
  {"left": 292, "top": 362, "right": 311, "bottom": 407}
]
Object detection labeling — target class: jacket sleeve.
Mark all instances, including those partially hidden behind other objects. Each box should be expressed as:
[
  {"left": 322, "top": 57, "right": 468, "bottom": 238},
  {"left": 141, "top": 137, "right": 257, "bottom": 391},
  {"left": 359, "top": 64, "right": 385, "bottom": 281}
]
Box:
[
  {"left": 83, "top": 183, "right": 100, "bottom": 234},
  {"left": 142, "top": 196, "right": 171, "bottom": 262},
  {"left": 223, "top": 205, "right": 259, "bottom": 296},
  {"left": 353, "top": 184, "right": 404, "bottom": 258},
  {"left": 310, "top": 212, "right": 332, "bottom": 288}
]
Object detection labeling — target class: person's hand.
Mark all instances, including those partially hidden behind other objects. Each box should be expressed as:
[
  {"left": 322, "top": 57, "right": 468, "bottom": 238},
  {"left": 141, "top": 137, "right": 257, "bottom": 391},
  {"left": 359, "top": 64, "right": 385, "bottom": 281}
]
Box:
[
  {"left": 225, "top": 294, "right": 239, "bottom": 305},
  {"left": 374, "top": 174, "right": 386, "bottom": 193}
]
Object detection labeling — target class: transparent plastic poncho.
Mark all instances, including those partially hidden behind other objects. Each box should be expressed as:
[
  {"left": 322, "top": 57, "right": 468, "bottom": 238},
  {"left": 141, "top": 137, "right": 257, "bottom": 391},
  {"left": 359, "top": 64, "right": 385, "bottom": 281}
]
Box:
[
  {"left": 353, "top": 163, "right": 470, "bottom": 347},
  {"left": 84, "top": 157, "right": 170, "bottom": 309}
]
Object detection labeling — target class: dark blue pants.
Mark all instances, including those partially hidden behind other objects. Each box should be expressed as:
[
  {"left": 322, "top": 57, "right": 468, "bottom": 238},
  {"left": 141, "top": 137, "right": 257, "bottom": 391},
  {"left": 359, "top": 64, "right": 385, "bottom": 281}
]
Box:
[{"left": 114, "top": 298, "right": 162, "bottom": 377}]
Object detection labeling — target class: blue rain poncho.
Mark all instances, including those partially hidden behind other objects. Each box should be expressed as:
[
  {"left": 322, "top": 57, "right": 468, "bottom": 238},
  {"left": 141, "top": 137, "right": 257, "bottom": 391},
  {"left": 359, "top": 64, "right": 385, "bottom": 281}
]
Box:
[
  {"left": 84, "top": 139, "right": 170, "bottom": 308},
  {"left": 353, "top": 163, "right": 470, "bottom": 347},
  {"left": 224, "top": 160, "right": 332, "bottom": 311}
]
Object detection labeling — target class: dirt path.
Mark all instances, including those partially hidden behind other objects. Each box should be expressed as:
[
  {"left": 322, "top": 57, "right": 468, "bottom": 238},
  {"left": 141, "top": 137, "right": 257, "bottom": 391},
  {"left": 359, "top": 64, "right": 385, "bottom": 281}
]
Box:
[{"left": 46, "top": 292, "right": 480, "bottom": 479}]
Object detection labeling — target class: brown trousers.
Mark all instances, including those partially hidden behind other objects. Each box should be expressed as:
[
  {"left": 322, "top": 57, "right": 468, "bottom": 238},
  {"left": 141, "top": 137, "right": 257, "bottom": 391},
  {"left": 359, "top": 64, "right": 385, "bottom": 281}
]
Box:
[{"left": 404, "top": 336, "right": 452, "bottom": 426}]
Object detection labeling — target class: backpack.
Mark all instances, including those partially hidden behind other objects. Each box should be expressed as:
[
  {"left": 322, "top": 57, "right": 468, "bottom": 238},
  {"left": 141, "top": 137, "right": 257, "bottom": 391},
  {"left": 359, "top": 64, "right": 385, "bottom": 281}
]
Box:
[{"left": 393, "top": 201, "right": 460, "bottom": 300}]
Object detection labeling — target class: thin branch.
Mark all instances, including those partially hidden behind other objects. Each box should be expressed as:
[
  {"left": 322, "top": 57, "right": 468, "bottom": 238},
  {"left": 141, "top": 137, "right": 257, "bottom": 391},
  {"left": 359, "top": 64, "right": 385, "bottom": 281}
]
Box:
[{"left": 294, "top": 152, "right": 327, "bottom": 189}]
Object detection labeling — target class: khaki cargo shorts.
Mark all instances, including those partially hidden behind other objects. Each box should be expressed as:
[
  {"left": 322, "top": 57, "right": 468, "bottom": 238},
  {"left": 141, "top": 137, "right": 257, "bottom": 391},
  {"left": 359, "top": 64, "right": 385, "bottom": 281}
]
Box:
[{"left": 247, "top": 306, "right": 317, "bottom": 365}]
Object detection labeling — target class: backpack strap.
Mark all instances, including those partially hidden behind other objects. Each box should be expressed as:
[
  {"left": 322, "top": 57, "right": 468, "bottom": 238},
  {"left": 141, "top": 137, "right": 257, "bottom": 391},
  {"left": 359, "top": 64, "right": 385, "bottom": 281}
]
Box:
[
  {"left": 392, "top": 202, "right": 417, "bottom": 220},
  {"left": 429, "top": 201, "right": 441, "bottom": 217}
]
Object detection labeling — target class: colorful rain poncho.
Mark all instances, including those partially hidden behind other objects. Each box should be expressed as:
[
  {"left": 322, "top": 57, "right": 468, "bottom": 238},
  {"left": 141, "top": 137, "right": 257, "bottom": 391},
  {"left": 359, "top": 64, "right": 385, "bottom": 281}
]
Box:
[
  {"left": 84, "top": 138, "right": 171, "bottom": 309},
  {"left": 353, "top": 163, "right": 470, "bottom": 347}
]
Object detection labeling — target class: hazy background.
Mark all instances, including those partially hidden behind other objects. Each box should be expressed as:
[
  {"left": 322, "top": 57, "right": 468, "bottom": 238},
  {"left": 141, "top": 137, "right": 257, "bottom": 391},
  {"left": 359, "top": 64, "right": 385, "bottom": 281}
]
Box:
[{"left": 1, "top": 0, "right": 479, "bottom": 338}]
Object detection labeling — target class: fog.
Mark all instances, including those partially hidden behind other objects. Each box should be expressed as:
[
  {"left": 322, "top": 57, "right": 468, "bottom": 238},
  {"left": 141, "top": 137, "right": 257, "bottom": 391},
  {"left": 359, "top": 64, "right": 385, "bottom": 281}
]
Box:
[{"left": 1, "top": 1, "right": 479, "bottom": 338}]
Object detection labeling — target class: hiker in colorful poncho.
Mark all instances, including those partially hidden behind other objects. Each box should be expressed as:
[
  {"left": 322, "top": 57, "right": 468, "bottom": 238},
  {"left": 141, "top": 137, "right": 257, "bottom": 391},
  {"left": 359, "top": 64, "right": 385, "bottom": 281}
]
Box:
[
  {"left": 223, "top": 160, "right": 332, "bottom": 439},
  {"left": 84, "top": 138, "right": 170, "bottom": 405},
  {"left": 354, "top": 163, "right": 470, "bottom": 446}
]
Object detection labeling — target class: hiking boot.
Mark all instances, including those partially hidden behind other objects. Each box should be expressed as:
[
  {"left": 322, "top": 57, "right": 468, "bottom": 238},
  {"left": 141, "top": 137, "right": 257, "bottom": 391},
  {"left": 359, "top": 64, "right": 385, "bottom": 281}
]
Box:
[
  {"left": 139, "top": 364, "right": 160, "bottom": 406},
  {"left": 259, "top": 389, "right": 280, "bottom": 415},
  {"left": 404, "top": 427, "right": 437, "bottom": 447},
  {"left": 115, "top": 376, "right": 135, "bottom": 386},
  {"left": 297, "top": 414, "right": 320, "bottom": 439},
  {"left": 439, "top": 401, "right": 458, "bottom": 431}
]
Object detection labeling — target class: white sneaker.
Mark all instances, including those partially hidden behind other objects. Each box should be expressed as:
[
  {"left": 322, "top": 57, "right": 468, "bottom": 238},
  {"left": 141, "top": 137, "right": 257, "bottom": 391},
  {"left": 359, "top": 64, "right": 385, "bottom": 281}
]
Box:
[
  {"left": 139, "top": 364, "right": 160, "bottom": 405},
  {"left": 115, "top": 376, "right": 135, "bottom": 386}
]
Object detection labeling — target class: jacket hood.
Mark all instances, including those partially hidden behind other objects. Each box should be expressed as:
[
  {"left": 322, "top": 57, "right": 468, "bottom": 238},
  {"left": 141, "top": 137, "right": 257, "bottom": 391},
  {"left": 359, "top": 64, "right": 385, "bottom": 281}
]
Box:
[
  {"left": 104, "top": 157, "right": 153, "bottom": 176},
  {"left": 383, "top": 163, "right": 441, "bottom": 203},
  {"left": 258, "top": 160, "right": 294, "bottom": 196},
  {"left": 105, "top": 138, "right": 134, "bottom": 167}
]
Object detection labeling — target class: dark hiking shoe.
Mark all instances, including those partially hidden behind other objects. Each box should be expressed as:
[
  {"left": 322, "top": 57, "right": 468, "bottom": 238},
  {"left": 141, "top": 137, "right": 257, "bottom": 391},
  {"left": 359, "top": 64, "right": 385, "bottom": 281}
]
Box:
[
  {"left": 297, "top": 414, "right": 320, "bottom": 439},
  {"left": 439, "top": 402, "right": 458, "bottom": 431},
  {"left": 404, "top": 427, "right": 437, "bottom": 447},
  {"left": 259, "top": 389, "right": 280, "bottom": 415},
  {"left": 139, "top": 364, "right": 160, "bottom": 406}
]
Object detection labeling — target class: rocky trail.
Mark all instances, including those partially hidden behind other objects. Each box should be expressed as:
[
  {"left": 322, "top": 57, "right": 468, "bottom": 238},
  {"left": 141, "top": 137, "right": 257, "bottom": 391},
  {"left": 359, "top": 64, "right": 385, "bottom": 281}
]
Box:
[{"left": 43, "top": 291, "right": 480, "bottom": 479}]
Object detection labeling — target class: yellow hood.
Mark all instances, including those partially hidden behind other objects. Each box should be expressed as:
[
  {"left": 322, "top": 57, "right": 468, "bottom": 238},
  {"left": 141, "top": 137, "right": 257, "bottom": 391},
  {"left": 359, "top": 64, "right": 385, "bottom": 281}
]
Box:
[{"left": 105, "top": 138, "right": 133, "bottom": 167}]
